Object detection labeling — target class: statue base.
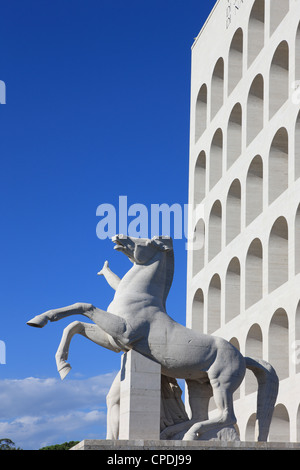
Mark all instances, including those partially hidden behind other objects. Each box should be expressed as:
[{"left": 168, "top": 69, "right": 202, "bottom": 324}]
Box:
[{"left": 70, "top": 439, "right": 300, "bottom": 450}]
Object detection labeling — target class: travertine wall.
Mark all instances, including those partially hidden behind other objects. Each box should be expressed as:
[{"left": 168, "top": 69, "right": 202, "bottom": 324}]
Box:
[{"left": 186, "top": 0, "right": 300, "bottom": 442}]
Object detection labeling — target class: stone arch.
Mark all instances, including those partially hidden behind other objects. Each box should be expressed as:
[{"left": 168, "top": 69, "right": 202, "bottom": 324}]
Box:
[
  {"left": 195, "top": 84, "right": 207, "bottom": 142},
  {"left": 295, "top": 301, "right": 300, "bottom": 374},
  {"left": 245, "top": 413, "right": 257, "bottom": 442},
  {"left": 246, "top": 155, "right": 263, "bottom": 226},
  {"left": 211, "top": 58, "right": 224, "bottom": 120},
  {"left": 230, "top": 337, "right": 241, "bottom": 401},
  {"left": 269, "top": 308, "right": 289, "bottom": 380},
  {"left": 296, "top": 205, "right": 300, "bottom": 275},
  {"left": 191, "top": 288, "right": 204, "bottom": 333},
  {"left": 247, "top": 74, "right": 264, "bottom": 145},
  {"left": 192, "top": 219, "right": 205, "bottom": 276},
  {"left": 248, "top": 0, "right": 265, "bottom": 67},
  {"left": 194, "top": 151, "right": 206, "bottom": 206},
  {"left": 270, "top": 0, "right": 289, "bottom": 36},
  {"left": 268, "top": 216, "right": 288, "bottom": 292},
  {"left": 295, "top": 111, "right": 300, "bottom": 181},
  {"left": 269, "top": 128, "right": 288, "bottom": 205},
  {"left": 269, "top": 404, "right": 290, "bottom": 442},
  {"left": 297, "top": 403, "right": 300, "bottom": 441},
  {"left": 225, "top": 257, "right": 241, "bottom": 323},
  {"left": 209, "top": 128, "right": 223, "bottom": 190},
  {"left": 226, "top": 179, "right": 241, "bottom": 244},
  {"left": 296, "top": 21, "right": 300, "bottom": 83},
  {"left": 227, "top": 103, "right": 242, "bottom": 168},
  {"left": 269, "top": 41, "right": 289, "bottom": 119},
  {"left": 245, "top": 324, "right": 263, "bottom": 394},
  {"left": 208, "top": 200, "right": 222, "bottom": 261},
  {"left": 228, "top": 28, "right": 243, "bottom": 95},
  {"left": 245, "top": 238, "right": 263, "bottom": 309},
  {"left": 207, "top": 274, "right": 221, "bottom": 334}
]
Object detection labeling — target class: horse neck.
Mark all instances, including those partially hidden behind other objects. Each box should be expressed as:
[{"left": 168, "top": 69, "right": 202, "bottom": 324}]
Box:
[{"left": 122, "top": 251, "right": 168, "bottom": 300}]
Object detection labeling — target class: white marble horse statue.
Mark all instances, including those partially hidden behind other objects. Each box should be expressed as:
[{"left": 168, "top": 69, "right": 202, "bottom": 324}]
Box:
[{"left": 27, "top": 235, "right": 279, "bottom": 441}]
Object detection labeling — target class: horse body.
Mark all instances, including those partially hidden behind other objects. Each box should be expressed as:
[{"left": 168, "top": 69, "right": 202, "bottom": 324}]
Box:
[
  {"left": 27, "top": 235, "right": 278, "bottom": 441},
  {"left": 106, "top": 236, "right": 245, "bottom": 385}
]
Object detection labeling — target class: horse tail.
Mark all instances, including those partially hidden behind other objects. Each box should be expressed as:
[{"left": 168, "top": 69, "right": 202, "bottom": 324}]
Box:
[{"left": 245, "top": 357, "right": 279, "bottom": 441}]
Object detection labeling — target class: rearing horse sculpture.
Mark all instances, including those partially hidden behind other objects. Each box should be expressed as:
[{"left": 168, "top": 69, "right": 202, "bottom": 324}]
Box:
[{"left": 27, "top": 235, "right": 279, "bottom": 441}]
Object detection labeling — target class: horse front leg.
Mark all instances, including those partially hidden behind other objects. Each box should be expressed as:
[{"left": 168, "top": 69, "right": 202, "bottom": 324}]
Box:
[
  {"left": 27, "top": 303, "right": 128, "bottom": 340},
  {"left": 97, "top": 260, "right": 121, "bottom": 291}
]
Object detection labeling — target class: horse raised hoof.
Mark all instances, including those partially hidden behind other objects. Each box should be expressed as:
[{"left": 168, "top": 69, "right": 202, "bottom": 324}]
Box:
[
  {"left": 57, "top": 362, "right": 71, "bottom": 380},
  {"left": 27, "top": 314, "right": 49, "bottom": 328}
]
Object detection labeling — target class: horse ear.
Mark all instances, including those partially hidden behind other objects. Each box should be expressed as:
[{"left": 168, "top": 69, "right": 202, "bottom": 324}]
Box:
[{"left": 151, "top": 236, "right": 173, "bottom": 251}]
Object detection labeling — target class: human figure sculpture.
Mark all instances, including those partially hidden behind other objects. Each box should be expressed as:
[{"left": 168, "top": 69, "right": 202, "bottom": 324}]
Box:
[{"left": 27, "top": 235, "right": 279, "bottom": 441}]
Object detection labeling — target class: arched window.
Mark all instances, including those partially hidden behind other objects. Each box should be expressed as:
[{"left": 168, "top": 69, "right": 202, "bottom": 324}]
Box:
[
  {"left": 269, "top": 404, "right": 290, "bottom": 442},
  {"left": 227, "top": 103, "right": 242, "bottom": 168},
  {"left": 195, "top": 84, "right": 207, "bottom": 142},
  {"left": 209, "top": 129, "right": 223, "bottom": 190},
  {"left": 226, "top": 179, "right": 241, "bottom": 244},
  {"left": 228, "top": 28, "right": 243, "bottom": 95},
  {"left": 269, "top": 41, "right": 289, "bottom": 119},
  {"left": 297, "top": 404, "right": 300, "bottom": 441},
  {"left": 192, "top": 219, "right": 205, "bottom": 276},
  {"left": 269, "top": 128, "right": 288, "bottom": 204},
  {"left": 230, "top": 337, "right": 240, "bottom": 351},
  {"left": 230, "top": 337, "right": 241, "bottom": 400},
  {"left": 246, "top": 155, "right": 263, "bottom": 226},
  {"left": 247, "top": 75, "right": 264, "bottom": 145},
  {"left": 268, "top": 217, "right": 289, "bottom": 292},
  {"left": 245, "top": 324, "right": 263, "bottom": 394},
  {"left": 296, "top": 205, "right": 300, "bottom": 275},
  {"left": 194, "top": 151, "right": 206, "bottom": 206},
  {"left": 245, "top": 413, "right": 257, "bottom": 442},
  {"left": 296, "top": 22, "right": 300, "bottom": 83},
  {"left": 269, "top": 309, "right": 289, "bottom": 380},
  {"left": 207, "top": 274, "right": 221, "bottom": 334},
  {"left": 295, "top": 111, "right": 300, "bottom": 180},
  {"left": 245, "top": 238, "right": 263, "bottom": 309},
  {"left": 208, "top": 200, "right": 222, "bottom": 261},
  {"left": 192, "top": 289, "right": 204, "bottom": 333},
  {"left": 295, "top": 301, "right": 300, "bottom": 374},
  {"left": 225, "top": 257, "right": 240, "bottom": 323},
  {"left": 211, "top": 58, "right": 224, "bottom": 120},
  {"left": 270, "top": 0, "right": 289, "bottom": 36},
  {"left": 248, "top": 0, "right": 265, "bottom": 67}
]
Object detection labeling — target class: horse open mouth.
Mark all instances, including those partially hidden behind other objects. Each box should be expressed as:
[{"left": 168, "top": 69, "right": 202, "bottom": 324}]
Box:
[
  {"left": 113, "top": 240, "right": 125, "bottom": 251},
  {"left": 112, "top": 237, "right": 127, "bottom": 252},
  {"left": 112, "top": 236, "right": 135, "bottom": 261}
]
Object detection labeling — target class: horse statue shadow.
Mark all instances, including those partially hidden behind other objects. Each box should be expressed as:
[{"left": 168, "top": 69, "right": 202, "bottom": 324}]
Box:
[{"left": 27, "top": 235, "right": 279, "bottom": 441}]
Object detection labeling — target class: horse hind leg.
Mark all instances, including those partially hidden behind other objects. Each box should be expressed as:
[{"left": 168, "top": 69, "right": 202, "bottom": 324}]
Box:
[
  {"left": 160, "top": 379, "right": 213, "bottom": 440},
  {"left": 55, "top": 320, "right": 122, "bottom": 380},
  {"left": 186, "top": 378, "right": 213, "bottom": 422},
  {"left": 183, "top": 377, "right": 237, "bottom": 440},
  {"left": 55, "top": 320, "right": 85, "bottom": 379}
]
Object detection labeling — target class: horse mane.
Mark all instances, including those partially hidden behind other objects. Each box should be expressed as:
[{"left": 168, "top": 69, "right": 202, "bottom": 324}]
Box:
[{"left": 150, "top": 236, "right": 175, "bottom": 311}]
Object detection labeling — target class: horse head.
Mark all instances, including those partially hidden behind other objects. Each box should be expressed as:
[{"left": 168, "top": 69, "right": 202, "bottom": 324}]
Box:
[{"left": 112, "top": 235, "right": 173, "bottom": 265}]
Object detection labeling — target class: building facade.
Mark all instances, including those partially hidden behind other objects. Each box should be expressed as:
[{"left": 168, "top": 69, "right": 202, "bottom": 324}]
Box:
[{"left": 186, "top": 0, "right": 300, "bottom": 441}]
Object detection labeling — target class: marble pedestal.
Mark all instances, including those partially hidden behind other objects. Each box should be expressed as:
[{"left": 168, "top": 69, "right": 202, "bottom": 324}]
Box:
[
  {"left": 119, "top": 350, "right": 161, "bottom": 440},
  {"left": 70, "top": 439, "right": 300, "bottom": 450}
]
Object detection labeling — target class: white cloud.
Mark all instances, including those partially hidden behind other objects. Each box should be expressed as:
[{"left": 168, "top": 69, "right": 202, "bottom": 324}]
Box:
[{"left": 0, "top": 372, "right": 117, "bottom": 449}]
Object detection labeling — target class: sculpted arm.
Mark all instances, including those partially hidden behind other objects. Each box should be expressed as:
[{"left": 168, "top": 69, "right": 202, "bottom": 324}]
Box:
[{"left": 98, "top": 261, "right": 121, "bottom": 291}]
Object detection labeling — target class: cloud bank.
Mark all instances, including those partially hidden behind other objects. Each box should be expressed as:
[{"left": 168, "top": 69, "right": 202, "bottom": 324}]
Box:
[{"left": 0, "top": 372, "right": 117, "bottom": 449}]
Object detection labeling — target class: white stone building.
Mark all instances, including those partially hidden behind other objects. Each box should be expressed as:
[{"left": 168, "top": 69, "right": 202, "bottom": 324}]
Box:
[{"left": 186, "top": 0, "right": 300, "bottom": 441}]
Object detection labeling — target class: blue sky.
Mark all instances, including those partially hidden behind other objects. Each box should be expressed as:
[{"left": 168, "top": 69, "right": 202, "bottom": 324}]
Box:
[{"left": 0, "top": 0, "right": 216, "bottom": 449}]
